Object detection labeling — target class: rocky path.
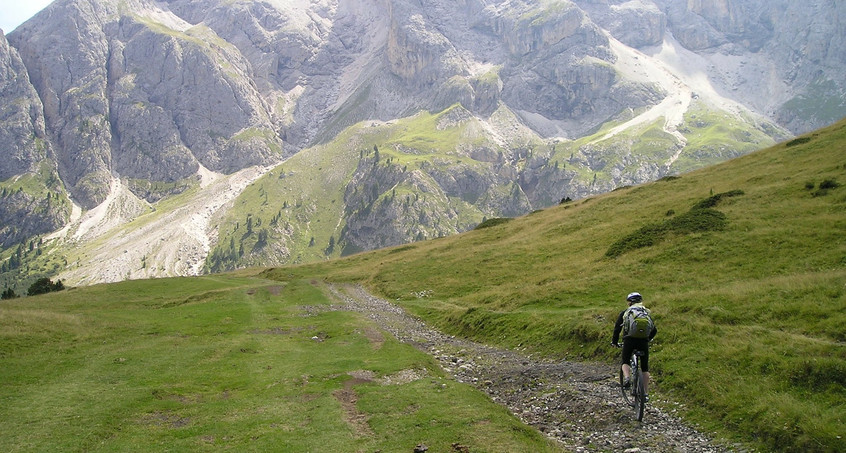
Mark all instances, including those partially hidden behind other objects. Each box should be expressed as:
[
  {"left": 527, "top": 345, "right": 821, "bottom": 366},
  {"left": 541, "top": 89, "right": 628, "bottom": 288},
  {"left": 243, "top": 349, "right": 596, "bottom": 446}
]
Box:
[{"left": 327, "top": 284, "right": 739, "bottom": 453}]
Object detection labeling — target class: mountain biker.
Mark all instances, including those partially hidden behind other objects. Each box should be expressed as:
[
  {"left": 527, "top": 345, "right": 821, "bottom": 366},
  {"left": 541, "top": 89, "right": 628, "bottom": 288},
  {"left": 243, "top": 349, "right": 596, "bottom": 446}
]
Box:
[{"left": 612, "top": 292, "right": 657, "bottom": 396}]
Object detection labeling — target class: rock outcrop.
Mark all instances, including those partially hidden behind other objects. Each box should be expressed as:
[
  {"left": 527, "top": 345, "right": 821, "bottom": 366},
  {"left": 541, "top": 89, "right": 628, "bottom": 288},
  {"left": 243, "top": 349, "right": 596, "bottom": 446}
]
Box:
[
  {"left": 0, "top": 0, "right": 841, "bottom": 282},
  {"left": 7, "top": 0, "right": 284, "bottom": 208},
  {"left": 0, "top": 31, "right": 68, "bottom": 246},
  {"left": 652, "top": 0, "right": 846, "bottom": 131},
  {"left": 0, "top": 31, "right": 46, "bottom": 180}
]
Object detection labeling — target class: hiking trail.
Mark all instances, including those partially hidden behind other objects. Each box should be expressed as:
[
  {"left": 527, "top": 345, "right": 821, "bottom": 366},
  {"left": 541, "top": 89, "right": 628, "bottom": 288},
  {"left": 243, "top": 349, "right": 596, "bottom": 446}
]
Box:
[{"left": 324, "top": 284, "right": 745, "bottom": 453}]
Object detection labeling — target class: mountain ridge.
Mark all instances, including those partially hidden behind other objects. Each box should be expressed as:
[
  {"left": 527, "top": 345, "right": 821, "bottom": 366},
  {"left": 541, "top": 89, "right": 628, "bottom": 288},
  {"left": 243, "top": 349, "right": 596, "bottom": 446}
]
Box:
[{"left": 0, "top": 0, "right": 843, "bottom": 285}]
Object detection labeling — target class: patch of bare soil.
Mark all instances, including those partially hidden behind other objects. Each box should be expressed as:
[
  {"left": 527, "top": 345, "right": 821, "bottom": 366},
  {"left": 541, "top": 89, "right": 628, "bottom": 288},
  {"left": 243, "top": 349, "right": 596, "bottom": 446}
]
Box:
[
  {"left": 361, "top": 327, "right": 385, "bottom": 349},
  {"left": 140, "top": 411, "right": 191, "bottom": 429},
  {"left": 326, "top": 284, "right": 747, "bottom": 453},
  {"left": 334, "top": 373, "right": 375, "bottom": 437}
]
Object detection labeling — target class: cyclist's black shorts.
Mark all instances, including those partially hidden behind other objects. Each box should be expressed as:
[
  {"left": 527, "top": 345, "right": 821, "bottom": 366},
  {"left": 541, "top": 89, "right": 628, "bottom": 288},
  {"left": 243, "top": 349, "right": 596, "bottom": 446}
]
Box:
[{"left": 621, "top": 337, "right": 650, "bottom": 372}]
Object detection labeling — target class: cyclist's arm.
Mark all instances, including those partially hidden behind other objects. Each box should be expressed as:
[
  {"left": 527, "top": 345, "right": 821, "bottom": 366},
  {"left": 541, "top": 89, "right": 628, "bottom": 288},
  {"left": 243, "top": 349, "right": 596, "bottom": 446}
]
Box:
[
  {"left": 649, "top": 325, "right": 657, "bottom": 341},
  {"left": 612, "top": 310, "right": 624, "bottom": 344}
]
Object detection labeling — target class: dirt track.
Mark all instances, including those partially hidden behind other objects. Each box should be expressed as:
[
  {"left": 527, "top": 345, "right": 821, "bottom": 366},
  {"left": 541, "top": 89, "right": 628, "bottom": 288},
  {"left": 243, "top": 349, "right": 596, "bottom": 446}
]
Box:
[{"left": 326, "top": 284, "right": 744, "bottom": 453}]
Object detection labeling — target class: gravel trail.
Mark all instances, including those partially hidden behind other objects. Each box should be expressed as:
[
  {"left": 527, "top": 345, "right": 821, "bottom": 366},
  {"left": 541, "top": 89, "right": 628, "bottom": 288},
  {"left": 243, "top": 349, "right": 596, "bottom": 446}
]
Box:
[{"left": 326, "top": 284, "right": 742, "bottom": 453}]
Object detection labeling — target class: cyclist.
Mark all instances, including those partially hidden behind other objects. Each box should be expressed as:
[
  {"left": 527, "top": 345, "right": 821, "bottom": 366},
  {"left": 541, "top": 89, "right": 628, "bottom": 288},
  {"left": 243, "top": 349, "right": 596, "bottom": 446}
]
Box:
[{"left": 612, "top": 292, "right": 657, "bottom": 395}]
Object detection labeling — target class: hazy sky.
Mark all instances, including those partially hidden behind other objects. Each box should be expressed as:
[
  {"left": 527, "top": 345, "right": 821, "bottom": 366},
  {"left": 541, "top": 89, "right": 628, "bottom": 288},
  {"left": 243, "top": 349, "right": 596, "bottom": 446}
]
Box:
[{"left": 0, "top": 0, "right": 53, "bottom": 33}]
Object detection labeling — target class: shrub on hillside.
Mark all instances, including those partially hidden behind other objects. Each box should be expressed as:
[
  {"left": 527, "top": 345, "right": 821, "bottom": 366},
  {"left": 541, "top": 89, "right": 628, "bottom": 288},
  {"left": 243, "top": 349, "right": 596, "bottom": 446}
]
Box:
[
  {"left": 606, "top": 191, "right": 738, "bottom": 257},
  {"left": 27, "top": 277, "right": 65, "bottom": 296},
  {"left": 667, "top": 208, "right": 727, "bottom": 233},
  {"left": 811, "top": 178, "right": 839, "bottom": 197},
  {"left": 605, "top": 223, "right": 668, "bottom": 257},
  {"left": 785, "top": 136, "right": 812, "bottom": 147},
  {"left": 692, "top": 189, "right": 744, "bottom": 210},
  {"left": 474, "top": 218, "right": 513, "bottom": 230},
  {"left": 819, "top": 178, "right": 839, "bottom": 189}
]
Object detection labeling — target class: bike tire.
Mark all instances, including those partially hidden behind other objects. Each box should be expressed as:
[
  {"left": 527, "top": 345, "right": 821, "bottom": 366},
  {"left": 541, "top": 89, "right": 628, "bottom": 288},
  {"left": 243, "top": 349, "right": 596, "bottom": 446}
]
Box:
[
  {"left": 635, "top": 368, "right": 646, "bottom": 422},
  {"left": 619, "top": 368, "right": 634, "bottom": 406}
]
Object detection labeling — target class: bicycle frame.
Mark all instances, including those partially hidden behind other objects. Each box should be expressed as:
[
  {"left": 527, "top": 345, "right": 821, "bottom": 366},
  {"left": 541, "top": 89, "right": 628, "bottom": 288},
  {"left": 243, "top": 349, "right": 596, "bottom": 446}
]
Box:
[{"left": 619, "top": 349, "right": 647, "bottom": 422}]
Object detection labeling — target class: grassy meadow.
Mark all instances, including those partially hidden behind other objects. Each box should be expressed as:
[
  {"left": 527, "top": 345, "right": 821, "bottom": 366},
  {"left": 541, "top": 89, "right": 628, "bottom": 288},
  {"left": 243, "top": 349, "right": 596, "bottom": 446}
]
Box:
[
  {"left": 0, "top": 276, "right": 554, "bottom": 452},
  {"left": 2, "top": 119, "right": 844, "bottom": 452},
  {"left": 265, "top": 119, "right": 846, "bottom": 452}
]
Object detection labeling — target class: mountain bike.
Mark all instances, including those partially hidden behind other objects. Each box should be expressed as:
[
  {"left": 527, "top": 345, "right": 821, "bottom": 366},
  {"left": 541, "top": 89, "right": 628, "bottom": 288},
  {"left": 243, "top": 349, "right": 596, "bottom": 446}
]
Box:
[{"left": 618, "top": 349, "right": 647, "bottom": 422}]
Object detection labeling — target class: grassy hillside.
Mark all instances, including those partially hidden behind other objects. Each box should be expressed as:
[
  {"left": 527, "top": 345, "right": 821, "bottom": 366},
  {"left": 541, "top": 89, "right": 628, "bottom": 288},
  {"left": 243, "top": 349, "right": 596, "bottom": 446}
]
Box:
[
  {"left": 265, "top": 118, "right": 846, "bottom": 452},
  {"left": 205, "top": 105, "right": 544, "bottom": 272},
  {"left": 0, "top": 275, "right": 555, "bottom": 452},
  {"left": 208, "top": 100, "right": 781, "bottom": 273},
  {"left": 3, "top": 119, "right": 842, "bottom": 451}
]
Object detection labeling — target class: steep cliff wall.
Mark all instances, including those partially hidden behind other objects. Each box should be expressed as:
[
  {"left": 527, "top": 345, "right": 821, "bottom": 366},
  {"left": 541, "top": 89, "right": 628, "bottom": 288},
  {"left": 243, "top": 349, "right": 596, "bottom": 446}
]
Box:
[
  {"left": 7, "top": 0, "right": 284, "bottom": 208},
  {"left": 0, "top": 31, "right": 69, "bottom": 246},
  {"left": 0, "top": 0, "right": 839, "bottom": 282},
  {"left": 654, "top": 0, "right": 846, "bottom": 132}
]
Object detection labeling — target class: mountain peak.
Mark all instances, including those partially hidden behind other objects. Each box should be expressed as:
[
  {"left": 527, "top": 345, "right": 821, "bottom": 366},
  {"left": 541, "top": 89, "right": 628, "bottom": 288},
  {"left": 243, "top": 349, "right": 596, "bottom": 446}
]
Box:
[{"left": 0, "top": 0, "right": 842, "bottom": 285}]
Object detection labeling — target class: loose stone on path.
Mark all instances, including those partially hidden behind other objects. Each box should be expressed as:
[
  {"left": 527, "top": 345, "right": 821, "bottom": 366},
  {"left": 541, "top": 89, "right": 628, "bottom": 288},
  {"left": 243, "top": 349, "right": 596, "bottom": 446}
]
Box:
[{"left": 325, "top": 284, "right": 737, "bottom": 453}]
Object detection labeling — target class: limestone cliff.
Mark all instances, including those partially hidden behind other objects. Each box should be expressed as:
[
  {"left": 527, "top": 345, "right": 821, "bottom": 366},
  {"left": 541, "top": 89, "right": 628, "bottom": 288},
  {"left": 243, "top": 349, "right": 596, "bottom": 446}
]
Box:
[
  {"left": 7, "top": 0, "right": 283, "bottom": 209},
  {"left": 0, "top": 30, "right": 69, "bottom": 247},
  {"left": 653, "top": 0, "right": 846, "bottom": 131},
  {"left": 0, "top": 0, "right": 841, "bottom": 284}
]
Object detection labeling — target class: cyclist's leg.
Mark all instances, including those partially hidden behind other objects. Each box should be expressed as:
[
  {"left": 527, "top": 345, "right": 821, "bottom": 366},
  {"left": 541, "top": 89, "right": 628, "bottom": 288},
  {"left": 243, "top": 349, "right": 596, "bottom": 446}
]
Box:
[
  {"left": 621, "top": 340, "right": 635, "bottom": 382},
  {"left": 639, "top": 342, "right": 650, "bottom": 395}
]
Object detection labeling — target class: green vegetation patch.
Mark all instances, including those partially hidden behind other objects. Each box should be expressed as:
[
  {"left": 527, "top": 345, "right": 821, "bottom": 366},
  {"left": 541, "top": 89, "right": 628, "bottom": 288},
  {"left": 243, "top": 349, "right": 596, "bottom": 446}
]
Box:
[
  {"left": 673, "top": 101, "right": 782, "bottom": 173},
  {"left": 262, "top": 119, "right": 846, "bottom": 452},
  {"left": 518, "top": 0, "right": 573, "bottom": 27},
  {"left": 474, "top": 218, "right": 513, "bottom": 230},
  {"left": 782, "top": 78, "right": 846, "bottom": 127},
  {"left": 0, "top": 277, "right": 555, "bottom": 452},
  {"left": 605, "top": 190, "right": 742, "bottom": 257},
  {"left": 385, "top": 106, "right": 471, "bottom": 157}
]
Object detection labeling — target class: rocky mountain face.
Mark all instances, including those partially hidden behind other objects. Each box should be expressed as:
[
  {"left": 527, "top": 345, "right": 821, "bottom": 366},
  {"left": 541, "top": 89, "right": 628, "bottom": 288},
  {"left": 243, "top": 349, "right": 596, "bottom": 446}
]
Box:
[
  {"left": 0, "top": 0, "right": 843, "bottom": 285},
  {"left": 655, "top": 0, "right": 846, "bottom": 133},
  {"left": 7, "top": 0, "right": 283, "bottom": 212},
  {"left": 0, "top": 30, "right": 69, "bottom": 247}
]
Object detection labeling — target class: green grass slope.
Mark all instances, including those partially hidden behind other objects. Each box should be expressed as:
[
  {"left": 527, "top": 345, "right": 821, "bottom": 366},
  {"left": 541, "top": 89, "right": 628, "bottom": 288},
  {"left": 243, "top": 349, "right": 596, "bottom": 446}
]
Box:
[
  {"left": 266, "top": 118, "right": 846, "bottom": 452},
  {"left": 4, "top": 119, "right": 842, "bottom": 452},
  {"left": 0, "top": 275, "right": 555, "bottom": 452},
  {"left": 209, "top": 100, "right": 782, "bottom": 273},
  {"left": 205, "top": 105, "right": 543, "bottom": 272}
]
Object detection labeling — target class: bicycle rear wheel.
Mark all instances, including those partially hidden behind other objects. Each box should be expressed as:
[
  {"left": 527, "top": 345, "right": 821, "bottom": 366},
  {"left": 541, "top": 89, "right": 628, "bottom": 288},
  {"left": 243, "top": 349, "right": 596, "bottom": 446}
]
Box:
[
  {"left": 634, "top": 368, "right": 646, "bottom": 421},
  {"left": 619, "top": 368, "right": 634, "bottom": 406}
]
